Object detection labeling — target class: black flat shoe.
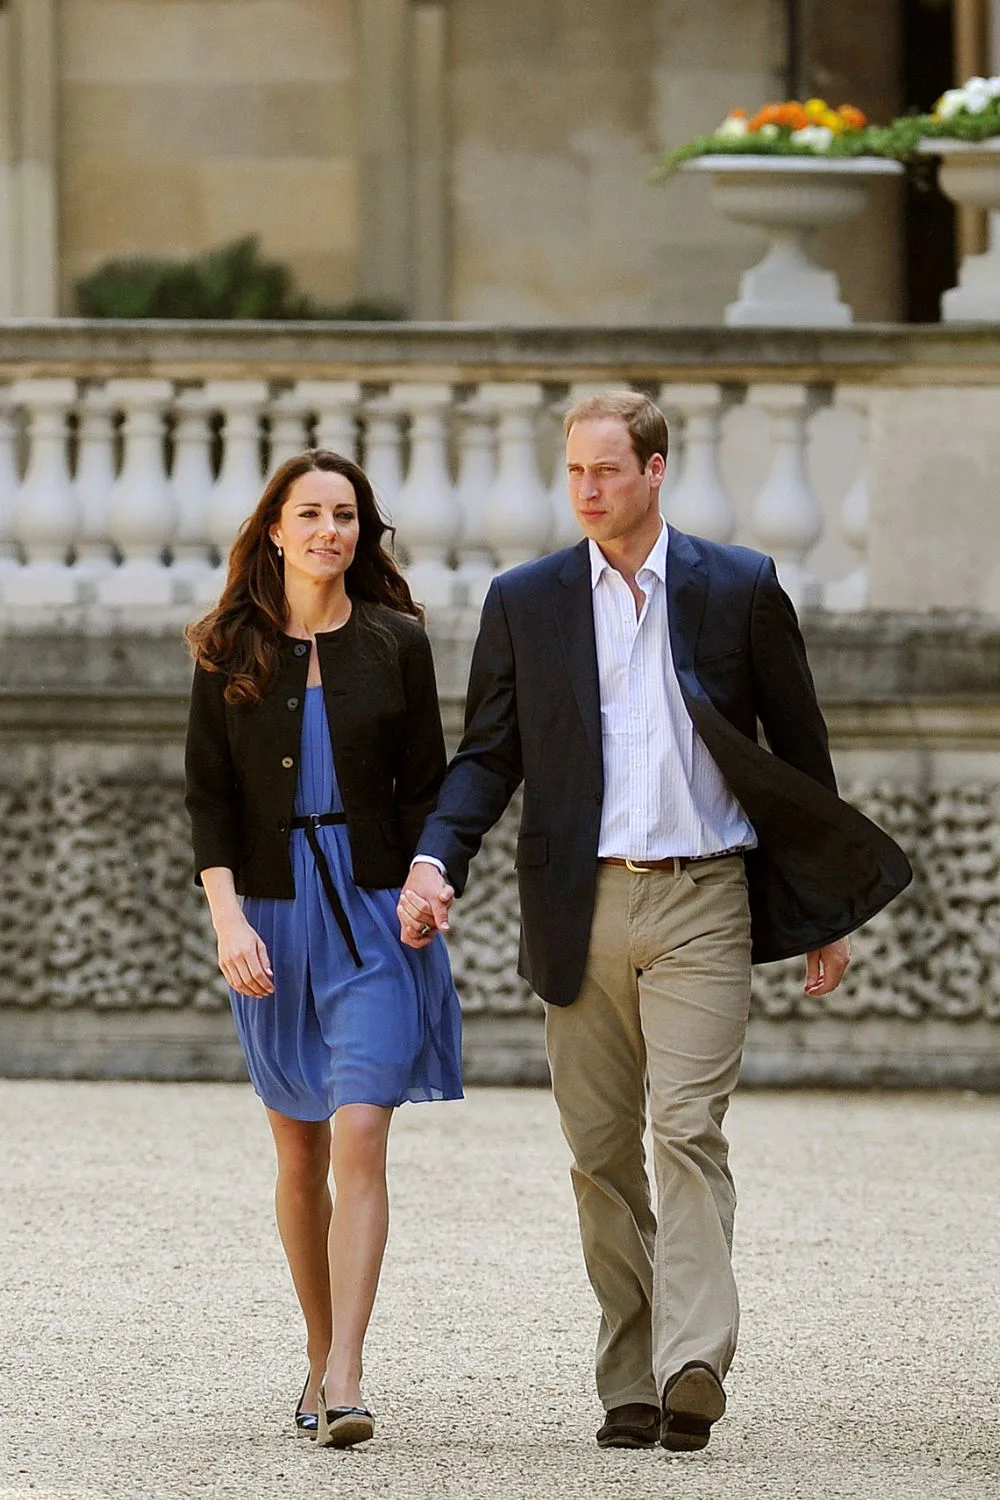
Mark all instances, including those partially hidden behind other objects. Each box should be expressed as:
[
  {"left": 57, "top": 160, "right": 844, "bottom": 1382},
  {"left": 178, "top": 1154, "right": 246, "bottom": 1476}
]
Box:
[
  {"left": 660, "top": 1362, "right": 726, "bottom": 1452},
  {"left": 315, "top": 1383, "right": 375, "bottom": 1449},
  {"left": 294, "top": 1374, "right": 318, "bottom": 1437},
  {"left": 596, "top": 1402, "right": 660, "bottom": 1448}
]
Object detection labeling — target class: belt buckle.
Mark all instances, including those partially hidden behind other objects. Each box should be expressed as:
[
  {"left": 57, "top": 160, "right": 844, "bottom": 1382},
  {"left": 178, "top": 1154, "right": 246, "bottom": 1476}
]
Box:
[
  {"left": 309, "top": 813, "right": 322, "bottom": 828},
  {"left": 625, "top": 857, "right": 651, "bottom": 874}
]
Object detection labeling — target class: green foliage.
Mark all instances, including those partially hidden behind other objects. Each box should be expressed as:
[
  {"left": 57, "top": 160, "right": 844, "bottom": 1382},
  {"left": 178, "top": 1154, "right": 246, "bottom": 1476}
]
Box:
[
  {"left": 655, "top": 118, "right": 931, "bottom": 180},
  {"left": 75, "top": 237, "right": 404, "bottom": 321}
]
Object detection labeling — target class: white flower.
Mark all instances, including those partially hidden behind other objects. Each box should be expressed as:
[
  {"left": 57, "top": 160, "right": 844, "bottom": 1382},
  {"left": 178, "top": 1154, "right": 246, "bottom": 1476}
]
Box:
[
  {"left": 758, "top": 123, "right": 780, "bottom": 140},
  {"left": 790, "top": 124, "right": 835, "bottom": 150},
  {"left": 936, "top": 89, "right": 966, "bottom": 121},
  {"left": 987, "top": 76, "right": 1000, "bottom": 99},
  {"left": 964, "top": 78, "right": 992, "bottom": 114},
  {"left": 716, "top": 113, "right": 749, "bottom": 140}
]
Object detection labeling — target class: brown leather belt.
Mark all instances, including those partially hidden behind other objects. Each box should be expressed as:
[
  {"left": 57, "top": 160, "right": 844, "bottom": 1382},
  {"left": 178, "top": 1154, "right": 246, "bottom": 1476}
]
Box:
[{"left": 599, "top": 852, "right": 741, "bottom": 874}]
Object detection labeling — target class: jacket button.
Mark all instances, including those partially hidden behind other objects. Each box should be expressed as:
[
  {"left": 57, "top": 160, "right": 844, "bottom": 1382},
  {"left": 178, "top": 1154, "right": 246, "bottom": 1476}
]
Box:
[
  {"left": 294, "top": 643, "right": 308, "bottom": 657},
  {"left": 277, "top": 818, "right": 288, "bottom": 833},
  {"left": 281, "top": 756, "right": 294, "bottom": 769},
  {"left": 286, "top": 697, "right": 299, "bottom": 710}
]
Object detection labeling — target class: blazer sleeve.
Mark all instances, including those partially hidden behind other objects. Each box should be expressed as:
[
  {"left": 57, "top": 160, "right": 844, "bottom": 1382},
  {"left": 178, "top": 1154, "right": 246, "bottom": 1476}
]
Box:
[
  {"left": 184, "top": 663, "right": 242, "bottom": 883},
  {"left": 749, "top": 556, "right": 838, "bottom": 794},
  {"left": 416, "top": 578, "right": 524, "bottom": 895},
  {"left": 395, "top": 627, "right": 448, "bottom": 851}
]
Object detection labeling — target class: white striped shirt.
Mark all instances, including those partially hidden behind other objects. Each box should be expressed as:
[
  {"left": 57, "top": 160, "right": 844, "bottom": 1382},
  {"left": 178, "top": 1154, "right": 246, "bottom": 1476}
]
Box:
[{"left": 591, "top": 521, "right": 755, "bottom": 861}]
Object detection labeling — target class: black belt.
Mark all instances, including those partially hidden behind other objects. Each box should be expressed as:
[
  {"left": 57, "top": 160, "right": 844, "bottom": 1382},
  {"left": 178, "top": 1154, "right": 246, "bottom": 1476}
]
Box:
[{"left": 289, "top": 812, "right": 362, "bottom": 968}]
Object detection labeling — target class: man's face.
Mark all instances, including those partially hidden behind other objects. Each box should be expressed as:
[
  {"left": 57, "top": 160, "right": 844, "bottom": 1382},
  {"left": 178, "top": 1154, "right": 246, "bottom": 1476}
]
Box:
[{"left": 565, "top": 418, "right": 665, "bottom": 548}]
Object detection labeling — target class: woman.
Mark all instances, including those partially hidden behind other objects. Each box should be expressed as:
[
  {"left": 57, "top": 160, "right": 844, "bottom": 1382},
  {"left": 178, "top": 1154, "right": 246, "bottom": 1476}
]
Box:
[{"left": 184, "top": 449, "right": 462, "bottom": 1449}]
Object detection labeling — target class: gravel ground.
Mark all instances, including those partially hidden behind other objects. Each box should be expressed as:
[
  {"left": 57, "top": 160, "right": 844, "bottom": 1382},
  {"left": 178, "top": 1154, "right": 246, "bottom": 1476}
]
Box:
[{"left": 1, "top": 1081, "right": 999, "bottom": 1500}]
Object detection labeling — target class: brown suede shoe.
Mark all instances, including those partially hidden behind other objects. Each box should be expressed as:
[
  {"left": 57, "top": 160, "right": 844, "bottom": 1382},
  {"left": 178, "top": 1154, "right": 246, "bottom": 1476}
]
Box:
[
  {"left": 596, "top": 1402, "right": 661, "bottom": 1449},
  {"left": 660, "top": 1362, "right": 726, "bottom": 1452}
]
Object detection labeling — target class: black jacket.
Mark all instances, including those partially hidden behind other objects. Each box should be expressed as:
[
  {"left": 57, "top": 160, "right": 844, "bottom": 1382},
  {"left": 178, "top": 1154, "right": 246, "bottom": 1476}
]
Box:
[
  {"left": 416, "top": 530, "right": 912, "bottom": 1007},
  {"left": 184, "top": 605, "right": 446, "bottom": 894}
]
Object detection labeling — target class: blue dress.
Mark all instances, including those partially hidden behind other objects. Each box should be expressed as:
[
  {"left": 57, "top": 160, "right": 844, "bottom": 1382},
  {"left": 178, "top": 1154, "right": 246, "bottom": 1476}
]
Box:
[{"left": 230, "top": 686, "right": 463, "bottom": 1121}]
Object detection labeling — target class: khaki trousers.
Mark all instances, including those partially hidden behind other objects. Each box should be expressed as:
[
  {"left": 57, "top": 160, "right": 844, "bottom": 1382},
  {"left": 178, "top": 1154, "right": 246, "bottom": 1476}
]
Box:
[{"left": 544, "top": 856, "right": 752, "bottom": 1410}]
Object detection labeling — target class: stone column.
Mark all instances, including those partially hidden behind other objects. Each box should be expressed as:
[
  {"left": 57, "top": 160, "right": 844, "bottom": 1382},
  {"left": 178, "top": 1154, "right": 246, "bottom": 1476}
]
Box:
[
  {"left": 2, "top": 0, "right": 60, "bottom": 315},
  {"left": 357, "top": 0, "right": 412, "bottom": 311},
  {"left": 412, "top": 2, "right": 449, "bottom": 318}
]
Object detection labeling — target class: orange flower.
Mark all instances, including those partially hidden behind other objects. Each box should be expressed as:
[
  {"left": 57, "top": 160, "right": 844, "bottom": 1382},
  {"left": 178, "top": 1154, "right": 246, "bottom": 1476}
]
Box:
[{"left": 837, "top": 103, "right": 867, "bottom": 130}]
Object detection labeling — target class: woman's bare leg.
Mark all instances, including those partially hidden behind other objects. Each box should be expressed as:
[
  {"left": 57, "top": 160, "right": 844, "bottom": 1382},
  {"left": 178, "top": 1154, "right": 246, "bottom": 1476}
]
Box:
[
  {"left": 265, "top": 1109, "right": 333, "bottom": 1413},
  {"left": 324, "top": 1103, "right": 393, "bottom": 1409}
]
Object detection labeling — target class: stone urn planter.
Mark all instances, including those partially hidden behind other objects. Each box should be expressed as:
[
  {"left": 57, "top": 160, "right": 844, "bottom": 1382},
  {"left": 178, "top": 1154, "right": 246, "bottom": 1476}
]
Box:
[
  {"left": 683, "top": 155, "right": 903, "bottom": 326},
  {"left": 919, "top": 138, "right": 1000, "bottom": 321}
]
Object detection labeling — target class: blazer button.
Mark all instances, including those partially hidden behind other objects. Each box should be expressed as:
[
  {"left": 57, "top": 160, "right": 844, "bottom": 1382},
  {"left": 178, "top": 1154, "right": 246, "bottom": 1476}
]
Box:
[
  {"left": 294, "top": 643, "right": 308, "bottom": 657},
  {"left": 286, "top": 697, "right": 299, "bottom": 710},
  {"left": 277, "top": 818, "right": 288, "bottom": 833},
  {"left": 281, "top": 756, "right": 294, "bottom": 769}
]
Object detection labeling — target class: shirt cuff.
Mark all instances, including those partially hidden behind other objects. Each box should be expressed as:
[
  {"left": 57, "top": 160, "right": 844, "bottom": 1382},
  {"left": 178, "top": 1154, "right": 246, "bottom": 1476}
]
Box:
[{"left": 410, "top": 854, "right": 449, "bottom": 879}]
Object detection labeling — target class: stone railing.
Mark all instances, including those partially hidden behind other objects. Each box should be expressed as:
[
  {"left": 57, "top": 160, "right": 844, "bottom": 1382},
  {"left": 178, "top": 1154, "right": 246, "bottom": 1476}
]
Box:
[
  {"left": 8, "top": 319, "right": 992, "bottom": 624},
  {"left": 4, "top": 322, "right": 1000, "bottom": 1088}
]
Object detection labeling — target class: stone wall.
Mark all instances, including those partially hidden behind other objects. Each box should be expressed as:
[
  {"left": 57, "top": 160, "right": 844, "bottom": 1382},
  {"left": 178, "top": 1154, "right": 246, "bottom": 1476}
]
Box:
[
  {"left": 1, "top": 0, "right": 906, "bottom": 321},
  {"left": 57, "top": 0, "right": 361, "bottom": 309},
  {"left": 2, "top": 614, "right": 1000, "bottom": 1089}
]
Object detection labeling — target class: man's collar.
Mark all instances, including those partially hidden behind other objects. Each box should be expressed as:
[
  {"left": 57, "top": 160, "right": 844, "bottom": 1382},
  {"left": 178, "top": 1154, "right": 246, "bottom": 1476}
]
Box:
[{"left": 589, "top": 518, "right": 668, "bottom": 591}]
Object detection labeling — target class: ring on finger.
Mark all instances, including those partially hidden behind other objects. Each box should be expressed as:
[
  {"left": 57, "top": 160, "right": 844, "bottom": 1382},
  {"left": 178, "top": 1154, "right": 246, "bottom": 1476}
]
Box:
[{"left": 418, "top": 923, "right": 432, "bottom": 938}]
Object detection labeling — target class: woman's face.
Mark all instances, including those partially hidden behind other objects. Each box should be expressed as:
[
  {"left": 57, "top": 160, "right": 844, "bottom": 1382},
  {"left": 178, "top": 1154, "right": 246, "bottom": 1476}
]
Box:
[{"left": 269, "top": 469, "right": 361, "bottom": 586}]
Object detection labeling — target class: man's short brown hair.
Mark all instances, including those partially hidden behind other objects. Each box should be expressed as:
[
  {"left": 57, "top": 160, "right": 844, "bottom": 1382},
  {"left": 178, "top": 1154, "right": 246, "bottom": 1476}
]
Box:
[{"left": 563, "top": 390, "right": 669, "bottom": 470}]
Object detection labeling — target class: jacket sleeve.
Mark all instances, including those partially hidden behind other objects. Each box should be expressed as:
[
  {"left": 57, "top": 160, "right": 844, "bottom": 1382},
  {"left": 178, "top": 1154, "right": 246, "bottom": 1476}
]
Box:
[
  {"left": 415, "top": 578, "right": 524, "bottom": 895},
  {"left": 184, "top": 663, "right": 242, "bottom": 883},
  {"left": 395, "top": 627, "right": 449, "bottom": 852},
  {"left": 749, "top": 556, "right": 838, "bottom": 794}
]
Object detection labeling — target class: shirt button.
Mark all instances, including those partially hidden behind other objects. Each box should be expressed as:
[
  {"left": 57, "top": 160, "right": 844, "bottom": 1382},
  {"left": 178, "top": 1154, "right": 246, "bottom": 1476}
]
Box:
[
  {"left": 286, "top": 697, "right": 299, "bottom": 710},
  {"left": 281, "top": 756, "right": 294, "bottom": 769},
  {"left": 293, "top": 643, "right": 308, "bottom": 657}
]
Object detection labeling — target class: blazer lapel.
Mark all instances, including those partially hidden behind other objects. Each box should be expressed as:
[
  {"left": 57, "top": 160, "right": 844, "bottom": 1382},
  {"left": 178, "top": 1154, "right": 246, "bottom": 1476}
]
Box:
[
  {"left": 665, "top": 526, "right": 709, "bottom": 685},
  {"left": 555, "top": 541, "right": 602, "bottom": 772}
]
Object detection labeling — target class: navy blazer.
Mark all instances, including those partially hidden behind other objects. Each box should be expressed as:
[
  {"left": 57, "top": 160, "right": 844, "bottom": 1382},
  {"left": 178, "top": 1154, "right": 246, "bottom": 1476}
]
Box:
[
  {"left": 417, "top": 530, "right": 912, "bottom": 1008},
  {"left": 185, "top": 605, "right": 446, "bottom": 896}
]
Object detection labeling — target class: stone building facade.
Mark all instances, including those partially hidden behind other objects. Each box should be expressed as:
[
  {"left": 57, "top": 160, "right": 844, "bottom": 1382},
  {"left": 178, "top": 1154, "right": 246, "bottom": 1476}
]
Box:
[{"left": 1, "top": 0, "right": 916, "bottom": 324}]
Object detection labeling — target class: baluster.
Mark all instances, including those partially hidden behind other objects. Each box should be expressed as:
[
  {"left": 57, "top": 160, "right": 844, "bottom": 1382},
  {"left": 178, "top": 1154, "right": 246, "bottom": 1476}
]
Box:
[
  {"left": 480, "top": 383, "right": 549, "bottom": 568},
  {"left": 296, "top": 380, "right": 361, "bottom": 458},
  {"left": 660, "top": 384, "right": 737, "bottom": 543},
  {"left": 198, "top": 380, "right": 268, "bottom": 603},
  {"left": 825, "top": 386, "right": 871, "bottom": 611},
  {"left": 73, "top": 385, "right": 117, "bottom": 592},
  {"left": 454, "top": 393, "right": 497, "bottom": 609},
  {"left": 0, "top": 384, "right": 20, "bottom": 582},
  {"left": 268, "top": 387, "right": 311, "bottom": 471},
  {"left": 748, "top": 383, "right": 826, "bottom": 609},
  {"left": 170, "top": 388, "right": 215, "bottom": 600},
  {"left": 363, "top": 395, "right": 404, "bottom": 518},
  {"left": 98, "top": 379, "right": 176, "bottom": 607},
  {"left": 390, "top": 382, "right": 461, "bottom": 608},
  {"left": 6, "top": 378, "right": 79, "bottom": 606}
]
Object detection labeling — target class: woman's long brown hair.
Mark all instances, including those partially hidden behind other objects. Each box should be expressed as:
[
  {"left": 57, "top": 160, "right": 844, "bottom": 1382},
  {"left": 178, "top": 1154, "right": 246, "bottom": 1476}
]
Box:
[{"left": 185, "top": 449, "right": 419, "bottom": 706}]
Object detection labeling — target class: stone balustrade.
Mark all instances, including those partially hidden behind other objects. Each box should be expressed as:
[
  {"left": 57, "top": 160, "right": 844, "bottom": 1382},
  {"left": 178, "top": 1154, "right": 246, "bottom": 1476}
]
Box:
[{"left": 3, "top": 318, "right": 978, "bottom": 625}]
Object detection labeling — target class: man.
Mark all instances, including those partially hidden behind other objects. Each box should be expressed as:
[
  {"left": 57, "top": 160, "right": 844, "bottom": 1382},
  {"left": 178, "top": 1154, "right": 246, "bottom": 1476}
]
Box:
[{"left": 397, "top": 392, "right": 910, "bottom": 1453}]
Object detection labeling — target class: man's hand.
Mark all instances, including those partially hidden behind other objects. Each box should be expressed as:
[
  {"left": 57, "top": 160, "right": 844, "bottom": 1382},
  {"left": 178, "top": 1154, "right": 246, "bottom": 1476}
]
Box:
[
  {"left": 397, "top": 863, "right": 455, "bottom": 948},
  {"left": 804, "top": 938, "right": 851, "bottom": 997}
]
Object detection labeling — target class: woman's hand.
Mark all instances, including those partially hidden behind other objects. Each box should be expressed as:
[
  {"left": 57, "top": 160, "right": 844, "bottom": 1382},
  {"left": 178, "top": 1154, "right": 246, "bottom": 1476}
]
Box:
[{"left": 215, "top": 913, "right": 274, "bottom": 998}]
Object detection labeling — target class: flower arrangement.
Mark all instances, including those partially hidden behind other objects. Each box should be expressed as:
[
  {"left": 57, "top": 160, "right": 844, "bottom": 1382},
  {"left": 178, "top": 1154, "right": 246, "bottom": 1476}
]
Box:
[
  {"left": 657, "top": 96, "right": 921, "bottom": 176},
  {"left": 923, "top": 75, "right": 1000, "bottom": 140}
]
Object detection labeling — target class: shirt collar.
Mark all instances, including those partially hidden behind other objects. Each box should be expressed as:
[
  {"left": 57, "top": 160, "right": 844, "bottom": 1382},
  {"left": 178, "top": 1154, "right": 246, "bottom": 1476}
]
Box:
[{"left": 589, "top": 518, "right": 669, "bottom": 592}]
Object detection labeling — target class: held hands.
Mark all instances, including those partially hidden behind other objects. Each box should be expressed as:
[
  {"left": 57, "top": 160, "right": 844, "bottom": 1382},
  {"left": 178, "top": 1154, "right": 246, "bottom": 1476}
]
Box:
[
  {"left": 804, "top": 937, "right": 851, "bottom": 997},
  {"left": 397, "top": 864, "right": 455, "bottom": 948},
  {"left": 215, "top": 912, "right": 274, "bottom": 998}
]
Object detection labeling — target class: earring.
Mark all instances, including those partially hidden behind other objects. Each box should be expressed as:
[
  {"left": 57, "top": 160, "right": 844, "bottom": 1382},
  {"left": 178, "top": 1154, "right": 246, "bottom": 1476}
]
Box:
[{"left": 276, "top": 544, "right": 283, "bottom": 558}]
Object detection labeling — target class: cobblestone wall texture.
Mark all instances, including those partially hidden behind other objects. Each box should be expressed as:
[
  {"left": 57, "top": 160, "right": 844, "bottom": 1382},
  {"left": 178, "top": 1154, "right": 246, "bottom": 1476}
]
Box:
[{"left": 1, "top": 772, "right": 998, "bottom": 1023}]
